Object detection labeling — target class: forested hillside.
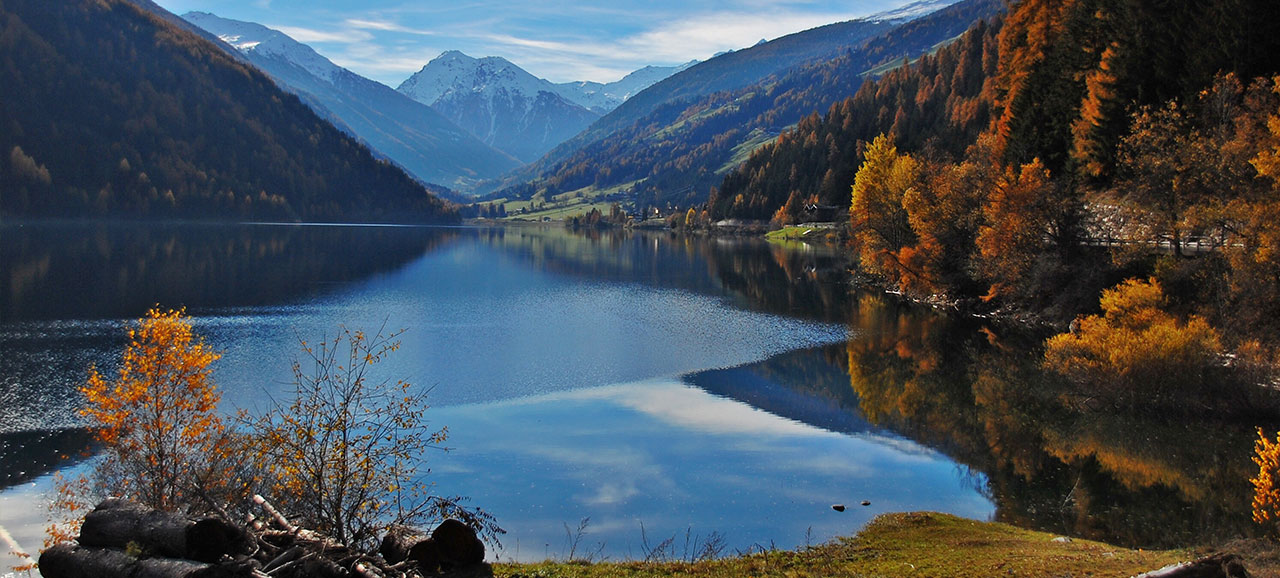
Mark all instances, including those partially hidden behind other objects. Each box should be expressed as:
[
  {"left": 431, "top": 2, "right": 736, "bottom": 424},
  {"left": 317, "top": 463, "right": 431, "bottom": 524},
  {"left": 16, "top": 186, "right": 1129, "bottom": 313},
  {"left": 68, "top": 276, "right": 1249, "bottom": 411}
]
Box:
[
  {"left": 0, "top": 0, "right": 456, "bottom": 223},
  {"left": 492, "top": 0, "right": 1000, "bottom": 209},
  {"left": 723, "top": 0, "right": 1280, "bottom": 339},
  {"left": 712, "top": 17, "right": 999, "bottom": 221}
]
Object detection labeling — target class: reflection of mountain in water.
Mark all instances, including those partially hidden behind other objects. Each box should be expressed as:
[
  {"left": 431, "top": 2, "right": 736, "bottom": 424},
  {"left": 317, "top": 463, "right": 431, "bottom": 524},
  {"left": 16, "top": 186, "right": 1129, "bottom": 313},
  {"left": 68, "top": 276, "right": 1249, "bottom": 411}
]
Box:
[
  {"left": 1, "top": 223, "right": 459, "bottom": 322},
  {"left": 0, "top": 428, "right": 95, "bottom": 492},
  {"left": 681, "top": 289, "right": 1280, "bottom": 550},
  {"left": 684, "top": 343, "right": 876, "bottom": 435}
]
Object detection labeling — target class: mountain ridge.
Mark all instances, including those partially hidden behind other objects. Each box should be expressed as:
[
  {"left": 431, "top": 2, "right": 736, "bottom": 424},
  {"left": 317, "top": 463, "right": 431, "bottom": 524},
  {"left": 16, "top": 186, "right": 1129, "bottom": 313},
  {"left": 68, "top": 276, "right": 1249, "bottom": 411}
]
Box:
[
  {"left": 486, "top": 0, "right": 999, "bottom": 209},
  {"left": 0, "top": 0, "right": 455, "bottom": 222},
  {"left": 397, "top": 51, "right": 600, "bottom": 164},
  {"left": 182, "top": 12, "right": 521, "bottom": 190}
]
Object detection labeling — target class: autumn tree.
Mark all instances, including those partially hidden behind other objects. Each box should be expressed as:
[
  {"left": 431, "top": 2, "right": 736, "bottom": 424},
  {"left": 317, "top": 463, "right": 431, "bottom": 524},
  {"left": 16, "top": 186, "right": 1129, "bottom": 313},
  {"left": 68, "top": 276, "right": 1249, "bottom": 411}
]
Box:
[
  {"left": 850, "top": 134, "right": 920, "bottom": 286},
  {"left": 1044, "top": 278, "right": 1222, "bottom": 409},
  {"left": 45, "top": 308, "right": 238, "bottom": 550},
  {"left": 247, "top": 325, "right": 501, "bottom": 551},
  {"left": 899, "top": 136, "right": 1001, "bottom": 296},
  {"left": 1115, "top": 98, "right": 1240, "bottom": 256},
  {"left": 1219, "top": 75, "right": 1280, "bottom": 342},
  {"left": 78, "top": 308, "right": 232, "bottom": 511},
  {"left": 1252, "top": 428, "right": 1280, "bottom": 536},
  {"left": 974, "top": 159, "right": 1056, "bottom": 302}
]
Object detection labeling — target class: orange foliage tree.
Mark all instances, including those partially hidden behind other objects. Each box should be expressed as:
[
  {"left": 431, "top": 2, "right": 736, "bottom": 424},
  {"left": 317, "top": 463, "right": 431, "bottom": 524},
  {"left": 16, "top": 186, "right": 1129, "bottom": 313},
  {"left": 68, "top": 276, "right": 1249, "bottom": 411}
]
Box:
[
  {"left": 46, "top": 308, "right": 237, "bottom": 549},
  {"left": 975, "top": 158, "right": 1054, "bottom": 302},
  {"left": 1044, "top": 278, "right": 1222, "bottom": 409},
  {"left": 850, "top": 134, "right": 920, "bottom": 286},
  {"left": 80, "top": 308, "right": 231, "bottom": 510},
  {"left": 1251, "top": 428, "right": 1280, "bottom": 535}
]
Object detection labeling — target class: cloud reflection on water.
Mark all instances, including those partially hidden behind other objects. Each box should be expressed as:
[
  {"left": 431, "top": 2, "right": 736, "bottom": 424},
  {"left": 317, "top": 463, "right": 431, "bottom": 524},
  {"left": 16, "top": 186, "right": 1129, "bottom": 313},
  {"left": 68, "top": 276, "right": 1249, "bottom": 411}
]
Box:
[{"left": 430, "top": 377, "right": 994, "bottom": 561}]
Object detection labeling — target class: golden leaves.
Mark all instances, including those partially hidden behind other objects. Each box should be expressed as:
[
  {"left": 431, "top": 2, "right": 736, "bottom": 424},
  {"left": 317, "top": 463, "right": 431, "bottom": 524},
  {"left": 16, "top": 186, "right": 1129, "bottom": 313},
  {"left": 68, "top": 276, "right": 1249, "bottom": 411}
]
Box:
[
  {"left": 1044, "top": 279, "right": 1222, "bottom": 408},
  {"left": 55, "top": 306, "right": 232, "bottom": 532},
  {"left": 1251, "top": 428, "right": 1280, "bottom": 529}
]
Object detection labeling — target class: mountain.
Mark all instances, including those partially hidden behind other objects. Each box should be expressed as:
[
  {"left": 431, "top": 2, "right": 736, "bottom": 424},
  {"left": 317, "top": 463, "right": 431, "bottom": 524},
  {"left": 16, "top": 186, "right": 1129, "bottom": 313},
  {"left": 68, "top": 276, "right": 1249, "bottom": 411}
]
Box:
[
  {"left": 514, "top": 14, "right": 902, "bottom": 180},
  {"left": 0, "top": 0, "right": 455, "bottom": 222},
  {"left": 712, "top": 14, "right": 1000, "bottom": 222},
  {"left": 553, "top": 61, "right": 698, "bottom": 114},
  {"left": 182, "top": 12, "right": 520, "bottom": 191},
  {"left": 869, "top": 0, "right": 963, "bottom": 21},
  {"left": 491, "top": 0, "right": 1000, "bottom": 208},
  {"left": 397, "top": 51, "right": 600, "bottom": 163}
]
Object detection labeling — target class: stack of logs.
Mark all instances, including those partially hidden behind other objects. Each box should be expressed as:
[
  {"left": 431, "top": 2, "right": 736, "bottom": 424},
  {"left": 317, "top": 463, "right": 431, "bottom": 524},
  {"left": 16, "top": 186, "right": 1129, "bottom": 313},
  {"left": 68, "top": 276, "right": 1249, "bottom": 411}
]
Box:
[{"left": 39, "top": 498, "right": 490, "bottom": 578}]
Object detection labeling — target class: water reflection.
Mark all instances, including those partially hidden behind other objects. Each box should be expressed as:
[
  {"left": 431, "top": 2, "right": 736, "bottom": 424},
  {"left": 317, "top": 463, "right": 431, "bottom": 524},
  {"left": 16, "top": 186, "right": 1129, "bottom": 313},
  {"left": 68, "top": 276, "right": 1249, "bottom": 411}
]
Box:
[
  {"left": 1, "top": 222, "right": 460, "bottom": 322},
  {"left": 844, "top": 292, "right": 1271, "bottom": 548},
  {"left": 431, "top": 375, "right": 992, "bottom": 561},
  {"left": 0, "top": 222, "right": 1267, "bottom": 559}
]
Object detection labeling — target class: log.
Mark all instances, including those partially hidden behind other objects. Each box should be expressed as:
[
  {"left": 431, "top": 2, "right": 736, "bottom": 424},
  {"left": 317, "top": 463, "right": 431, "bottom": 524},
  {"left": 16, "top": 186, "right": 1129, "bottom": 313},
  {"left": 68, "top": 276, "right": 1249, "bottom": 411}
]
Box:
[
  {"left": 78, "top": 499, "right": 193, "bottom": 559},
  {"left": 39, "top": 543, "right": 208, "bottom": 578},
  {"left": 78, "top": 499, "right": 251, "bottom": 563}
]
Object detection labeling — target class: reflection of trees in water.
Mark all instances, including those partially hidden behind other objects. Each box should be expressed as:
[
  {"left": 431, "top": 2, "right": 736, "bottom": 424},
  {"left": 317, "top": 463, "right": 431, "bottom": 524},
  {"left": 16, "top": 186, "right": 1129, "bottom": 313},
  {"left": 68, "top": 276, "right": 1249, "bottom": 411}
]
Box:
[
  {"left": 482, "top": 226, "right": 854, "bottom": 324},
  {"left": 1, "top": 223, "right": 459, "bottom": 321},
  {"left": 845, "top": 292, "right": 1269, "bottom": 548}
]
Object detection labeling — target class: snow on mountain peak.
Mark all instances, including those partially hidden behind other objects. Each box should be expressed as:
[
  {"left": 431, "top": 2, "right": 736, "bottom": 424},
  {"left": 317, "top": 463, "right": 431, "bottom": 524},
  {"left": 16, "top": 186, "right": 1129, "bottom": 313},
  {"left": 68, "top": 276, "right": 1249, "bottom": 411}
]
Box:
[
  {"left": 867, "top": 0, "right": 961, "bottom": 22},
  {"left": 398, "top": 50, "right": 555, "bottom": 106},
  {"left": 183, "top": 11, "right": 340, "bottom": 82}
]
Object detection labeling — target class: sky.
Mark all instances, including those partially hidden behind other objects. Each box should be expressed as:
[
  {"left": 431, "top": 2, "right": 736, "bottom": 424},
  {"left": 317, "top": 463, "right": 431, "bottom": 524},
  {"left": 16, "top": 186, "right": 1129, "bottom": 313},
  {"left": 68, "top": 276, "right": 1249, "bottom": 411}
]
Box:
[{"left": 152, "top": 0, "right": 925, "bottom": 87}]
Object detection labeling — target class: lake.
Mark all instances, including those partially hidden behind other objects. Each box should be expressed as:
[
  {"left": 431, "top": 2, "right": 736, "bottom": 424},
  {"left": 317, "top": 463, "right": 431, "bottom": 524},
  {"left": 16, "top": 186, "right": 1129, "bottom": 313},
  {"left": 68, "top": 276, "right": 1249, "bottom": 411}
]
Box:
[{"left": 0, "top": 222, "right": 1264, "bottom": 569}]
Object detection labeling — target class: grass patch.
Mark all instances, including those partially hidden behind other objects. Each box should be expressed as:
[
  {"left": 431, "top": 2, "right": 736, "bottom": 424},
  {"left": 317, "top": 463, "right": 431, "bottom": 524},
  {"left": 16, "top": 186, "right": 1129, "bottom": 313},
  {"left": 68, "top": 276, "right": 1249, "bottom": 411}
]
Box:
[
  {"left": 718, "top": 125, "right": 791, "bottom": 174},
  {"left": 765, "top": 225, "right": 840, "bottom": 242},
  {"left": 493, "top": 512, "right": 1191, "bottom": 578}
]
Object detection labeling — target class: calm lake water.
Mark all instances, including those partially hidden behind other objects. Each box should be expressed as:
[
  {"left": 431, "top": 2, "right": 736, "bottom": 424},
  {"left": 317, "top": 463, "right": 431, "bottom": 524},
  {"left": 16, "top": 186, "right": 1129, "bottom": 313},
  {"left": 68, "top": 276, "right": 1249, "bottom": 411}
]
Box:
[{"left": 0, "top": 222, "right": 1265, "bottom": 568}]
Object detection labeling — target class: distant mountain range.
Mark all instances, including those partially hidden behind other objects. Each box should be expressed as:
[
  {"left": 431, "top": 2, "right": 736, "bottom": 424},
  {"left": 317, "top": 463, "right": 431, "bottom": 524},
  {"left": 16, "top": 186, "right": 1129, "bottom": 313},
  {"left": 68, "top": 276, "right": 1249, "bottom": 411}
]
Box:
[
  {"left": 397, "top": 51, "right": 693, "bottom": 163},
  {"left": 182, "top": 12, "right": 521, "bottom": 190},
  {"left": 493, "top": 0, "right": 962, "bottom": 193},
  {"left": 554, "top": 62, "right": 698, "bottom": 114},
  {"left": 485, "top": 0, "right": 991, "bottom": 206},
  {"left": 183, "top": 13, "right": 695, "bottom": 186},
  {"left": 0, "top": 0, "right": 455, "bottom": 222},
  {"left": 396, "top": 51, "right": 600, "bottom": 164}
]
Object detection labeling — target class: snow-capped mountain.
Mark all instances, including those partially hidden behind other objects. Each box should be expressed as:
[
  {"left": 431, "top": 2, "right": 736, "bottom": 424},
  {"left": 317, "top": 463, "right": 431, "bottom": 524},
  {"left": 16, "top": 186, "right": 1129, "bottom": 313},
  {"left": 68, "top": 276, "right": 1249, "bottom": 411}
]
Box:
[
  {"left": 182, "top": 12, "right": 520, "bottom": 191},
  {"left": 397, "top": 51, "right": 601, "bottom": 163},
  {"left": 554, "top": 61, "right": 698, "bottom": 114},
  {"left": 868, "top": 0, "right": 961, "bottom": 21}
]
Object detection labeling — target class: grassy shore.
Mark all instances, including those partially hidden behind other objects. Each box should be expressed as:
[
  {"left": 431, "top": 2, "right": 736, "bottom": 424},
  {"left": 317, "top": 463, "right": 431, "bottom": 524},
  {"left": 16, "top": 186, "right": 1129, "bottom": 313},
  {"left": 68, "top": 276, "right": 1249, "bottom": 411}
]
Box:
[
  {"left": 764, "top": 225, "right": 842, "bottom": 242},
  {"left": 493, "top": 512, "right": 1199, "bottom": 578}
]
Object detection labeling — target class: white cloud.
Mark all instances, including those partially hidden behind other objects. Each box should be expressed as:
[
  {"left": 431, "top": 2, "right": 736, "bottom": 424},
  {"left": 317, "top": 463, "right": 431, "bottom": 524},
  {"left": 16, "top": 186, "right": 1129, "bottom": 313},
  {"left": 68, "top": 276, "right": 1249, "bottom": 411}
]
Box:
[
  {"left": 345, "top": 18, "right": 435, "bottom": 36},
  {"left": 272, "top": 25, "right": 372, "bottom": 44}
]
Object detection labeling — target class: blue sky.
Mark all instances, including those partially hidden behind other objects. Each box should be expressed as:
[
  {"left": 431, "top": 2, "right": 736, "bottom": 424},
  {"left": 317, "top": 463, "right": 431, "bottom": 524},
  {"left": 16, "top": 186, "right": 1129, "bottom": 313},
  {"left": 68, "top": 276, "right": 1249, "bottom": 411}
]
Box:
[{"left": 153, "top": 0, "right": 923, "bottom": 86}]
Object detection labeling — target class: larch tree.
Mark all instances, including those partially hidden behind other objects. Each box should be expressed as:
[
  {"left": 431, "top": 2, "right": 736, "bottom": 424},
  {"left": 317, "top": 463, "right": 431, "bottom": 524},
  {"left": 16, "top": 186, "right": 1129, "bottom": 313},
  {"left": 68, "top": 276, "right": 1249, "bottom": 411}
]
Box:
[{"left": 850, "top": 134, "right": 920, "bottom": 286}]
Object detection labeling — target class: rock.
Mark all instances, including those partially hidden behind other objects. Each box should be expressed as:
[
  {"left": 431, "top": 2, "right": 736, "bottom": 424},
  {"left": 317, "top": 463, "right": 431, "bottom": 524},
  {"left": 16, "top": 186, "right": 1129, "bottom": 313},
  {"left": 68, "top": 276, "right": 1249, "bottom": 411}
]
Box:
[
  {"left": 832, "top": 504, "right": 846, "bottom": 512},
  {"left": 1051, "top": 536, "right": 1072, "bottom": 543},
  {"left": 408, "top": 537, "right": 441, "bottom": 573},
  {"left": 1135, "top": 553, "right": 1252, "bottom": 578},
  {"left": 431, "top": 519, "right": 485, "bottom": 570},
  {"left": 379, "top": 524, "right": 428, "bottom": 564}
]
